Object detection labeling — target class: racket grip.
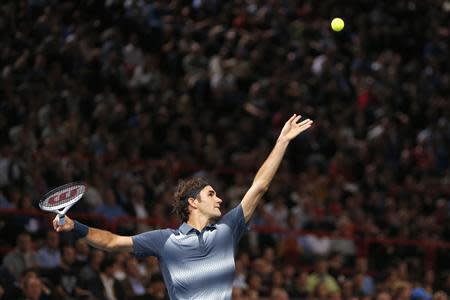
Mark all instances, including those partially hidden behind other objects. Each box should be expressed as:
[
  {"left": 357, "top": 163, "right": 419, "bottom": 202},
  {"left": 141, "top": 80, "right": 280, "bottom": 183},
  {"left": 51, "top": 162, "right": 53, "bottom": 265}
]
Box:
[{"left": 58, "top": 215, "right": 65, "bottom": 225}]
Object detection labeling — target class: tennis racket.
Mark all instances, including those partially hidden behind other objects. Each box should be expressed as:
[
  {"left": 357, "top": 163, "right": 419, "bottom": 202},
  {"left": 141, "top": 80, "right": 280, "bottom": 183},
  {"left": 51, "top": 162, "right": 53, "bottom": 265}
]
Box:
[{"left": 39, "top": 182, "right": 86, "bottom": 225}]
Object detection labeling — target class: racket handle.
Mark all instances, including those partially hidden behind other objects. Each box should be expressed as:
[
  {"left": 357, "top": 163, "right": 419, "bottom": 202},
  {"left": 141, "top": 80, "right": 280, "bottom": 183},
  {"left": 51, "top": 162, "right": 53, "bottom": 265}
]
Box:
[{"left": 58, "top": 214, "right": 65, "bottom": 225}]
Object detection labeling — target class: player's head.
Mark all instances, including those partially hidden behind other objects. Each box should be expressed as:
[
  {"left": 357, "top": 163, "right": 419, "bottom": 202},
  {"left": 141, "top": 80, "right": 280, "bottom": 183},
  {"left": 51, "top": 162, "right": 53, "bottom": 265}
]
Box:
[{"left": 174, "top": 177, "right": 222, "bottom": 222}]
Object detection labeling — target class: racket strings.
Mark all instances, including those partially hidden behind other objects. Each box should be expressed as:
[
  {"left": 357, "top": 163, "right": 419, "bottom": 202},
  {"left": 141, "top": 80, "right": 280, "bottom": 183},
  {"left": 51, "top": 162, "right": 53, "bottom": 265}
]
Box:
[{"left": 40, "top": 184, "right": 85, "bottom": 210}]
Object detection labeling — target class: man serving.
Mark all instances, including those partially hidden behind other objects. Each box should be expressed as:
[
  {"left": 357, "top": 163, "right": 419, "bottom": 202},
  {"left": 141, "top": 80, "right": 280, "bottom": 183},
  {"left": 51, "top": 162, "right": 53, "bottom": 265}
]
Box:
[{"left": 54, "top": 114, "right": 313, "bottom": 300}]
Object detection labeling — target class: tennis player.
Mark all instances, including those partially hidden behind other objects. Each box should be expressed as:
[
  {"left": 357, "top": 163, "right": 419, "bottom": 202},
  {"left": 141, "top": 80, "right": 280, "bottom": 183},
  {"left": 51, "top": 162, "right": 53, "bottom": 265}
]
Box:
[{"left": 53, "top": 114, "right": 313, "bottom": 299}]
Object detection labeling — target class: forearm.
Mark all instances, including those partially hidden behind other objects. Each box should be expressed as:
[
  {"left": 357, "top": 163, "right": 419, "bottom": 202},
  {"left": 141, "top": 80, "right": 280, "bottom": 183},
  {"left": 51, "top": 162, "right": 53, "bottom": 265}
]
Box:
[
  {"left": 69, "top": 220, "right": 133, "bottom": 252},
  {"left": 84, "top": 227, "right": 123, "bottom": 251},
  {"left": 241, "top": 138, "right": 290, "bottom": 222},
  {"left": 252, "top": 138, "right": 290, "bottom": 189},
  {"left": 241, "top": 114, "right": 312, "bottom": 222},
  {"left": 54, "top": 216, "right": 133, "bottom": 252}
]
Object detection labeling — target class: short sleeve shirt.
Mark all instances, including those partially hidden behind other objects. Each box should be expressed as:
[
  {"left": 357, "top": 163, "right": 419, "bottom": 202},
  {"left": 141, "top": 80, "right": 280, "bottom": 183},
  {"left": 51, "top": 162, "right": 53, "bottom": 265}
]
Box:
[{"left": 132, "top": 204, "right": 247, "bottom": 300}]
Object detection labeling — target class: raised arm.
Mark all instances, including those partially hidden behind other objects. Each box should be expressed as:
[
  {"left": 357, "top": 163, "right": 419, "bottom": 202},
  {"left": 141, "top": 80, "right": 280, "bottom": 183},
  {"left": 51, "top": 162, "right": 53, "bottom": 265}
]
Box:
[
  {"left": 240, "top": 114, "right": 313, "bottom": 222},
  {"left": 53, "top": 215, "right": 133, "bottom": 252}
]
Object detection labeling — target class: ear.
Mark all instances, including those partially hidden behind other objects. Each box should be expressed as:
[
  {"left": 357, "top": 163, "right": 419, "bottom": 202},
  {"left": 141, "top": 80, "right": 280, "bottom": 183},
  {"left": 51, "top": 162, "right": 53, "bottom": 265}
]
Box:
[{"left": 187, "top": 197, "right": 198, "bottom": 208}]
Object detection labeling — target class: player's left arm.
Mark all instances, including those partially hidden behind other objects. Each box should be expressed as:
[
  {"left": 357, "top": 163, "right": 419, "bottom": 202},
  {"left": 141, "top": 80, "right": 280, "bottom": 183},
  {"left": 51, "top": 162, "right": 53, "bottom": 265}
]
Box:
[{"left": 240, "top": 114, "right": 313, "bottom": 222}]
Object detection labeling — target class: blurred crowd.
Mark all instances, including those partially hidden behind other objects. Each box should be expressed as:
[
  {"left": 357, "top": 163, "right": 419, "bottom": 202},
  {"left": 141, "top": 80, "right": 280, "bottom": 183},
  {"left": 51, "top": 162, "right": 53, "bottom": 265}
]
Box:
[
  {"left": 0, "top": 0, "right": 449, "bottom": 299},
  {"left": 2, "top": 231, "right": 450, "bottom": 300}
]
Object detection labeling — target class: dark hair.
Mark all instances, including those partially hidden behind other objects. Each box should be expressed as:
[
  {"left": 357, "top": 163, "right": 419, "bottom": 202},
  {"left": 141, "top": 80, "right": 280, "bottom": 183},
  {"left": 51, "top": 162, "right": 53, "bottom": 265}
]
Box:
[
  {"left": 100, "top": 257, "right": 116, "bottom": 273},
  {"left": 173, "top": 178, "right": 209, "bottom": 222}
]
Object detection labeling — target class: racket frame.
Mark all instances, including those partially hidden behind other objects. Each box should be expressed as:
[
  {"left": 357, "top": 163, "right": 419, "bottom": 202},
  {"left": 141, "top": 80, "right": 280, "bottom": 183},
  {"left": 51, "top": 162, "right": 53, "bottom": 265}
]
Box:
[{"left": 39, "top": 182, "right": 86, "bottom": 225}]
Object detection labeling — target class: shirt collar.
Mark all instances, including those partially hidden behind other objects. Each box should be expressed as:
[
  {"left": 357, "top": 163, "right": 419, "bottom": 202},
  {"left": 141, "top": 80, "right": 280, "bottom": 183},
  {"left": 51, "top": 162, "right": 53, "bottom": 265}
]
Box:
[
  {"left": 179, "top": 222, "right": 195, "bottom": 235},
  {"left": 205, "top": 223, "right": 217, "bottom": 231},
  {"left": 179, "top": 222, "right": 217, "bottom": 234}
]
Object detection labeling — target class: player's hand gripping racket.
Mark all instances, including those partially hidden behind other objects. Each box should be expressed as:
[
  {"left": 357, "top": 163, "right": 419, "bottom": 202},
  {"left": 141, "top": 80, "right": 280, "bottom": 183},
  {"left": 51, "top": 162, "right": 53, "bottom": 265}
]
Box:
[{"left": 39, "top": 182, "right": 86, "bottom": 225}]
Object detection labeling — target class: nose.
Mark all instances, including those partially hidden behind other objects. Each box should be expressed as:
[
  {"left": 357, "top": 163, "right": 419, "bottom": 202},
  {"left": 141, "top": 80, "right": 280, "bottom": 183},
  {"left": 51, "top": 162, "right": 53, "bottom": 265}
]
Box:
[{"left": 217, "top": 197, "right": 222, "bottom": 204}]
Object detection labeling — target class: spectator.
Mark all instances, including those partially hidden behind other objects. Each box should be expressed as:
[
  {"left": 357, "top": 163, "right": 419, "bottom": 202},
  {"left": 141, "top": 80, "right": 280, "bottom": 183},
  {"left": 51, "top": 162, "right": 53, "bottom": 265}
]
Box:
[
  {"left": 341, "top": 278, "right": 356, "bottom": 300},
  {"left": 74, "top": 239, "right": 91, "bottom": 268},
  {"left": 79, "top": 250, "right": 105, "bottom": 283},
  {"left": 443, "top": 274, "right": 450, "bottom": 296},
  {"left": 2, "top": 233, "right": 37, "bottom": 279},
  {"left": 86, "top": 257, "right": 125, "bottom": 300},
  {"left": 392, "top": 282, "right": 412, "bottom": 300},
  {"left": 312, "top": 281, "right": 332, "bottom": 300},
  {"left": 233, "top": 257, "right": 247, "bottom": 289},
  {"left": 434, "top": 291, "right": 448, "bottom": 300},
  {"left": 376, "top": 291, "right": 392, "bottom": 300},
  {"left": 19, "top": 275, "right": 54, "bottom": 300},
  {"left": 128, "top": 184, "right": 150, "bottom": 220},
  {"left": 50, "top": 245, "right": 91, "bottom": 300},
  {"left": 95, "top": 187, "right": 128, "bottom": 221},
  {"left": 330, "top": 215, "right": 356, "bottom": 257},
  {"left": 281, "top": 264, "right": 297, "bottom": 294},
  {"left": 140, "top": 256, "right": 161, "bottom": 283},
  {"left": 410, "top": 287, "right": 432, "bottom": 300},
  {"left": 36, "top": 231, "right": 61, "bottom": 270},
  {"left": 270, "top": 270, "right": 285, "bottom": 293},
  {"left": 145, "top": 275, "right": 168, "bottom": 300},
  {"left": 111, "top": 252, "right": 128, "bottom": 282},
  {"left": 270, "top": 287, "right": 290, "bottom": 300},
  {"left": 306, "top": 258, "right": 340, "bottom": 294},
  {"left": 120, "top": 257, "right": 146, "bottom": 299},
  {"left": 300, "top": 234, "right": 332, "bottom": 259},
  {"left": 289, "top": 271, "right": 309, "bottom": 299},
  {"left": 328, "top": 252, "right": 345, "bottom": 281},
  {"left": 355, "top": 257, "right": 375, "bottom": 296},
  {"left": 6, "top": 269, "right": 53, "bottom": 300},
  {"left": 264, "top": 195, "right": 289, "bottom": 228},
  {"left": 247, "top": 273, "right": 263, "bottom": 298}
]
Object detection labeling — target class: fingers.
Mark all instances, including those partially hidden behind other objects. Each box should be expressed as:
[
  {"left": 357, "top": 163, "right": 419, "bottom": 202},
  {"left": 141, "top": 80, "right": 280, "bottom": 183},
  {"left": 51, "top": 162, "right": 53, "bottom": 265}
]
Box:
[
  {"left": 301, "top": 122, "right": 313, "bottom": 130},
  {"left": 53, "top": 215, "right": 65, "bottom": 232},
  {"left": 296, "top": 118, "right": 313, "bottom": 127},
  {"left": 293, "top": 115, "right": 302, "bottom": 124},
  {"left": 53, "top": 220, "right": 59, "bottom": 232},
  {"left": 286, "top": 114, "right": 314, "bottom": 131},
  {"left": 287, "top": 114, "right": 298, "bottom": 123},
  {"left": 289, "top": 114, "right": 314, "bottom": 126},
  {"left": 53, "top": 216, "right": 61, "bottom": 232},
  {"left": 294, "top": 118, "right": 313, "bottom": 134},
  {"left": 300, "top": 119, "right": 313, "bottom": 129}
]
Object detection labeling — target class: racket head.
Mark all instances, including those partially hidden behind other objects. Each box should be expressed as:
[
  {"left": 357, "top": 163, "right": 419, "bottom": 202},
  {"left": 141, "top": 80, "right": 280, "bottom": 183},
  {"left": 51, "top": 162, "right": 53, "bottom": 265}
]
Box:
[{"left": 39, "top": 182, "right": 86, "bottom": 212}]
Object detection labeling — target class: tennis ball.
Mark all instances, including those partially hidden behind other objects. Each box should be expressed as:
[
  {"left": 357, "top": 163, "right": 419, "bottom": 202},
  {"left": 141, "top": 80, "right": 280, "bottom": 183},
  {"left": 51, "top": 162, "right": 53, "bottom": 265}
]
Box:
[{"left": 331, "top": 18, "right": 344, "bottom": 32}]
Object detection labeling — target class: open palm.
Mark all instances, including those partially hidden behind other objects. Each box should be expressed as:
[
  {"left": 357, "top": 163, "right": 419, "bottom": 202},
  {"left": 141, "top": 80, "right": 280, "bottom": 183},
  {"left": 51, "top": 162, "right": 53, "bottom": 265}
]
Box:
[{"left": 279, "top": 114, "right": 313, "bottom": 142}]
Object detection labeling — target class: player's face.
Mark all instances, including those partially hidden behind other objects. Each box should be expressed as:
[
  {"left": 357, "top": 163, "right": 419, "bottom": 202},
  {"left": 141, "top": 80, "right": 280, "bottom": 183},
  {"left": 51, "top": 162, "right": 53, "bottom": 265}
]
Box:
[{"left": 197, "top": 185, "right": 222, "bottom": 219}]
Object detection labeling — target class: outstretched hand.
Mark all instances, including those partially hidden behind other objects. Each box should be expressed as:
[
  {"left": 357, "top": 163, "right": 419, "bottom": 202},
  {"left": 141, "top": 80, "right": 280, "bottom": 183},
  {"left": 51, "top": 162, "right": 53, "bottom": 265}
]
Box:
[{"left": 278, "top": 114, "right": 313, "bottom": 142}]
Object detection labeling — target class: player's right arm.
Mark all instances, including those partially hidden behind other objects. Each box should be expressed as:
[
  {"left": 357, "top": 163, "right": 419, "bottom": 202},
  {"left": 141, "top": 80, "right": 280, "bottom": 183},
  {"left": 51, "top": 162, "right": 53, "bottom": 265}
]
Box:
[{"left": 53, "top": 215, "right": 133, "bottom": 252}]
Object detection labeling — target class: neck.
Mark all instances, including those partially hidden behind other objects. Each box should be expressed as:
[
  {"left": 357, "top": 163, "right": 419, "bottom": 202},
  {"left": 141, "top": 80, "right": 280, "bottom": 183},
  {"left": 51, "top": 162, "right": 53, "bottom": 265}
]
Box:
[{"left": 187, "top": 213, "right": 211, "bottom": 232}]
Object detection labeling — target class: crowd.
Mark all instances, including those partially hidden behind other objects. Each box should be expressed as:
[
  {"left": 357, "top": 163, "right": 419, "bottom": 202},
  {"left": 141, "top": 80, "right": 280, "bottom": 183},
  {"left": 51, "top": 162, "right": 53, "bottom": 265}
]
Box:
[{"left": 0, "top": 0, "right": 449, "bottom": 299}]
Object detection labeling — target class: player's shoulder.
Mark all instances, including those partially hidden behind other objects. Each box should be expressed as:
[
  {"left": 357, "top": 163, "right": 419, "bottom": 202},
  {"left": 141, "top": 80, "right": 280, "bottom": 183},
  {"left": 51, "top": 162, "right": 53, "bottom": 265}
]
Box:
[
  {"left": 217, "top": 204, "right": 244, "bottom": 225},
  {"left": 159, "top": 228, "right": 178, "bottom": 237},
  {"left": 134, "top": 228, "right": 174, "bottom": 240}
]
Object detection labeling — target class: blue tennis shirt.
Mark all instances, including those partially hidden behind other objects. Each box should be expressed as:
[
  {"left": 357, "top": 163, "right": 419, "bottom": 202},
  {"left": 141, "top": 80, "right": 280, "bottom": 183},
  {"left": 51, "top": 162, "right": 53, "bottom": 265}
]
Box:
[{"left": 132, "top": 204, "right": 247, "bottom": 300}]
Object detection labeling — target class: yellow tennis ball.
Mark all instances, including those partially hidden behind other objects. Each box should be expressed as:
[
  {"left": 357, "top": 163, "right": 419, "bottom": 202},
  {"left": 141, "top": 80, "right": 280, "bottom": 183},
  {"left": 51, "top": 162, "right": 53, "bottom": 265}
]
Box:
[{"left": 331, "top": 18, "right": 344, "bottom": 32}]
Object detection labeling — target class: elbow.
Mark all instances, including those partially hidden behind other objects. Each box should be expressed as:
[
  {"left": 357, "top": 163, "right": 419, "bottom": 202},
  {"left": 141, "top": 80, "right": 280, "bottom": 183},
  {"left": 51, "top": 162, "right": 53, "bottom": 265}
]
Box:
[
  {"left": 106, "top": 242, "right": 119, "bottom": 252},
  {"left": 105, "top": 235, "right": 131, "bottom": 252},
  {"left": 253, "top": 181, "right": 270, "bottom": 194},
  {"left": 104, "top": 245, "right": 116, "bottom": 252},
  {"left": 260, "top": 185, "right": 270, "bottom": 193},
  {"left": 103, "top": 238, "right": 119, "bottom": 252}
]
